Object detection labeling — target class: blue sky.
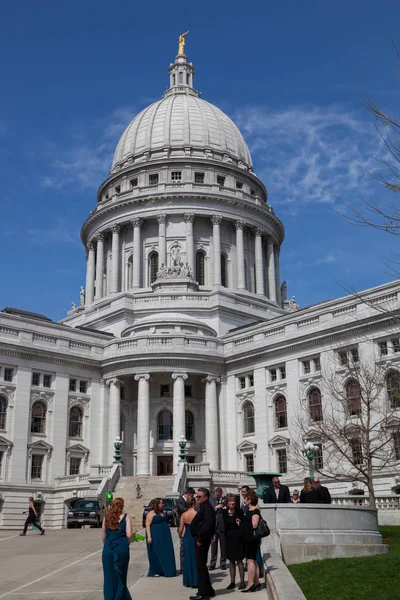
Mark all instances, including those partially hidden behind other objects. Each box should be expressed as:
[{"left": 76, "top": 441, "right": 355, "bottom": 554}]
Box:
[{"left": 1, "top": 1, "right": 399, "bottom": 320}]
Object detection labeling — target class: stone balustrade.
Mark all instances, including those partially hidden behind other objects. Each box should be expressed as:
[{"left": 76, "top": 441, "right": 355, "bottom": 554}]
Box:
[{"left": 55, "top": 473, "right": 90, "bottom": 488}]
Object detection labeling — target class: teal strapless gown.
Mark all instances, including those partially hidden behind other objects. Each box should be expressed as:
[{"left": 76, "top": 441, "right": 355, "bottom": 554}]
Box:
[
  {"left": 182, "top": 523, "right": 198, "bottom": 588},
  {"left": 146, "top": 514, "right": 176, "bottom": 577},
  {"left": 102, "top": 514, "right": 132, "bottom": 600}
]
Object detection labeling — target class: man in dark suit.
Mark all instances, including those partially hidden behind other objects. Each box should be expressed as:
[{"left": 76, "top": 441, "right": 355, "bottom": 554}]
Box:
[
  {"left": 314, "top": 477, "right": 331, "bottom": 504},
  {"left": 176, "top": 487, "right": 195, "bottom": 516},
  {"left": 263, "top": 476, "right": 291, "bottom": 503},
  {"left": 190, "top": 488, "right": 216, "bottom": 600},
  {"left": 209, "top": 487, "right": 226, "bottom": 570}
]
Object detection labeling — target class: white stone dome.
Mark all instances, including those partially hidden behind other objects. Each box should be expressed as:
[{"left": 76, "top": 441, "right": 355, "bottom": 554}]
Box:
[{"left": 111, "top": 55, "right": 252, "bottom": 173}]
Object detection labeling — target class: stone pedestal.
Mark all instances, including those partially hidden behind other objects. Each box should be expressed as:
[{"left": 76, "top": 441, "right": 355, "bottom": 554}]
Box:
[{"left": 151, "top": 277, "right": 199, "bottom": 292}]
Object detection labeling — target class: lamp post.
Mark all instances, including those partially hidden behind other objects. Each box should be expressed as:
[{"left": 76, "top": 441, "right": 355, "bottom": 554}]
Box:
[
  {"left": 303, "top": 441, "right": 316, "bottom": 479},
  {"left": 178, "top": 435, "right": 187, "bottom": 462},
  {"left": 113, "top": 436, "right": 122, "bottom": 464}
]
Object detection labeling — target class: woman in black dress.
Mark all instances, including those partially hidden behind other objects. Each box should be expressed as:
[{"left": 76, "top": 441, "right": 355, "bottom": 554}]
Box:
[
  {"left": 239, "top": 490, "right": 261, "bottom": 593},
  {"left": 300, "top": 477, "right": 323, "bottom": 503},
  {"left": 223, "top": 494, "right": 245, "bottom": 591}
]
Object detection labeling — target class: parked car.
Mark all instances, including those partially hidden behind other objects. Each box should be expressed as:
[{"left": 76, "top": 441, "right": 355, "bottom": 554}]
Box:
[
  {"left": 67, "top": 497, "right": 106, "bottom": 528},
  {"left": 142, "top": 498, "right": 179, "bottom": 528}
]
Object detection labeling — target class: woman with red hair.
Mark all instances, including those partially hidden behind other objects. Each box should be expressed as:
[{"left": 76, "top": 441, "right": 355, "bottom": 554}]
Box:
[{"left": 102, "top": 497, "right": 133, "bottom": 600}]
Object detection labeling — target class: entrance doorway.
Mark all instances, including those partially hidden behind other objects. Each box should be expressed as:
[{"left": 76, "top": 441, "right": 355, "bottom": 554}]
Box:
[{"left": 157, "top": 455, "right": 173, "bottom": 476}]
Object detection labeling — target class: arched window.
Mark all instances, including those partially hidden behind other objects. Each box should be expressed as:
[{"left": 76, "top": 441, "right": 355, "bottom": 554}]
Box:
[
  {"left": 31, "top": 401, "right": 47, "bottom": 434},
  {"left": 244, "top": 258, "right": 249, "bottom": 291},
  {"left": 127, "top": 255, "right": 133, "bottom": 289},
  {"left": 346, "top": 380, "right": 362, "bottom": 415},
  {"left": 157, "top": 410, "right": 173, "bottom": 440},
  {"left": 243, "top": 401, "right": 255, "bottom": 435},
  {"left": 221, "top": 254, "right": 227, "bottom": 287},
  {"left": 308, "top": 387, "right": 323, "bottom": 422},
  {"left": 275, "top": 395, "right": 287, "bottom": 429},
  {"left": 178, "top": 72, "right": 183, "bottom": 84},
  {"left": 172, "top": 74, "right": 176, "bottom": 85},
  {"left": 0, "top": 395, "right": 7, "bottom": 430},
  {"left": 350, "top": 437, "right": 363, "bottom": 465},
  {"left": 387, "top": 371, "right": 400, "bottom": 409},
  {"left": 196, "top": 251, "right": 205, "bottom": 286},
  {"left": 185, "top": 410, "right": 195, "bottom": 441},
  {"left": 149, "top": 251, "right": 159, "bottom": 285},
  {"left": 69, "top": 406, "right": 83, "bottom": 438}
]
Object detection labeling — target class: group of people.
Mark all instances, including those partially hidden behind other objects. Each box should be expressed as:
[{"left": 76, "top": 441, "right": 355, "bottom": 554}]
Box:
[{"left": 263, "top": 476, "right": 331, "bottom": 505}]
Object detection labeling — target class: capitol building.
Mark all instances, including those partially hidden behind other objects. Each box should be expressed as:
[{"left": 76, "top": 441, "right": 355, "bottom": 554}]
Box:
[{"left": 1, "top": 44, "right": 400, "bottom": 528}]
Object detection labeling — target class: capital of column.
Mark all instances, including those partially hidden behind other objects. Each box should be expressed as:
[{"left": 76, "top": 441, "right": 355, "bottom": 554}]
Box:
[
  {"left": 87, "top": 241, "right": 94, "bottom": 252},
  {"left": 132, "top": 217, "right": 143, "bottom": 229},
  {"left": 134, "top": 373, "right": 150, "bottom": 381},
  {"left": 202, "top": 375, "right": 221, "bottom": 384},
  {"left": 255, "top": 227, "right": 264, "bottom": 237},
  {"left": 235, "top": 220, "right": 245, "bottom": 230},
  {"left": 96, "top": 232, "right": 105, "bottom": 242},
  {"left": 106, "top": 377, "right": 121, "bottom": 387},
  {"left": 171, "top": 372, "right": 188, "bottom": 381},
  {"left": 111, "top": 224, "right": 121, "bottom": 234},
  {"left": 157, "top": 213, "right": 167, "bottom": 224},
  {"left": 184, "top": 213, "right": 195, "bottom": 223},
  {"left": 211, "top": 215, "right": 222, "bottom": 225}
]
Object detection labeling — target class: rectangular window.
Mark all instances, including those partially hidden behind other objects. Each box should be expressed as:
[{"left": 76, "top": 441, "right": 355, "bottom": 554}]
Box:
[
  {"left": 120, "top": 386, "right": 125, "bottom": 401},
  {"left": 43, "top": 374, "right": 51, "bottom": 388},
  {"left": 149, "top": 173, "right": 159, "bottom": 185},
  {"left": 236, "top": 181, "right": 243, "bottom": 189},
  {"left": 31, "top": 454, "right": 43, "bottom": 480},
  {"left": 69, "top": 457, "right": 81, "bottom": 476},
  {"left": 338, "top": 351, "right": 348, "bottom": 366},
  {"left": 314, "top": 357, "right": 321, "bottom": 372},
  {"left": 350, "top": 347, "right": 359, "bottom": 363},
  {"left": 379, "top": 341, "right": 388, "bottom": 356},
  {"left": 250, "top": 188, "right": 256, "bottom": 196},
  {"left": 302, "top": 360, "right": 311, "bottom": 374},
  {"left": 313, "top": 444, "right": 324, "bottom": 470},
  {"left": 394, "top": 433, "right": 400, "bottom": 460},
  {"left": 160, "top": 384, "right": 170, "bottom": 397},
  {"left": 32, "top": 372, "right": 40, "bottom": 386},
  {"left": 0, "top": 450, "right": 3, "bottom": 478},
  {"left": 130, "top": 178, "right": 138, "bottom": 188},
  {"left": 277, "top": 449, "right": 287, "bottom": 474},
  {"left": 351, "top": 438, "right": 363, "bottom": 465},
  {"left": 270, "top": 369, "right": 277, "bottom": 382},
  {"left": 69, "top": 379, "right": 77, "bottom": 392},
  {"left": 194, "top": 172, "right": 204, "bottom": 184},
  {"left": 239, "top": 376, "right": 246, "bottom": 390},
  {"left": 171, "top": 171, "right": 182, "bottom": 181},
  {"left": 279, "top": 366, "right": 286, "bottom": 380},
  {"left": 114, "top": 185, "right": 121, "bottom": 194},
  {"left": 248, "top": 374, "right": 254, "bottom": 387},
  {"left": 79, "top": 381, "right": 88, "bottom": 394},
  {"left": 217, "top": 175, "right": 225, "bottom": 187},
  {"left": 4, "top": 368, "right": 13, "bottom": 382},
  {"left": 393, "top": 339, "right": 400, "bottom": 354},
  {"left": 245, "top": 454, "right": 254, "bottom": 473},
  {"left": 184, "top": 385, "right": 192, "bottom": 398}
]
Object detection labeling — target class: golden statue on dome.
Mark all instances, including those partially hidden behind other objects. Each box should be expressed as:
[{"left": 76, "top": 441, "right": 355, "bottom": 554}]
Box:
[{"left": 178, "top": 31, "right": 189, "bottom": 55}]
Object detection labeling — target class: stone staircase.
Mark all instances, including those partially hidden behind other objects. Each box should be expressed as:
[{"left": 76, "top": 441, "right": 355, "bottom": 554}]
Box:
[{"left": 114, "top": 475, "right": 175, "bottom": 527}]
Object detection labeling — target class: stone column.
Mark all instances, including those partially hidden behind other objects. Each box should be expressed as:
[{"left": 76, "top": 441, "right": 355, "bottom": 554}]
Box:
[
  {"left": 212, "top": 215, "right": 222, "bottom": 286},
  {"left": 110, "top": 225, "right": 120, "bottom": 294},
  {"left": 274, "top": 247, "right": 281, "bottom": 306},
  {"left": 203, "top": 375, "right": 220, "bottom": 470},
  {"left": 267, "top": 237, "right": 277, "bottom": 302},
  {"left": 85, "top": 242, "right": 95, "bottom": 306},
  {"left": 157, "top": 214, "right": 167, "bottom": 267},
  {"left": 98, "top": 379, "right": 109, "bottom": 464},
  {"left": 235, "top": 220, "right": 245, "bottom": 290},
  {"left": 135, "top": 373, "right": 150, "bottom": 475},
  {"left": 107, "top": 378, "right": 121, "bottom": 463},
  {"left": 172, "top": 372, "right": 188, "bottom": 471},
  {"left": 95, "top": 233, "right": 104, "bottom": 300},
  {"left": 132, "top": 218, "right": 143, "bottom": 289},
  {"left": 254, "top": 228, "right": 265, "bottom": 296},
  {"left": 184, "top": 213, "right": 195, "bottom": 271}
]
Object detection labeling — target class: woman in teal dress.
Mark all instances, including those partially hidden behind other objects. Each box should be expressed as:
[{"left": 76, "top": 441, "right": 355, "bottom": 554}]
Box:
[
  {"left": 146, "top": 498, "right": 176, "bottom": 577},
  {"left": 102, "top": 497, "right": 133, "bottom": 600},
  {"left": 178, "top": 496, "right": 198, "bottom": 588}
]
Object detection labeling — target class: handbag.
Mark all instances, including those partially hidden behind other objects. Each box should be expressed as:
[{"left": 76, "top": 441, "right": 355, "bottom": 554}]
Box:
[{"left": 253, "top": 516, "right": 270, "bottom": 539}]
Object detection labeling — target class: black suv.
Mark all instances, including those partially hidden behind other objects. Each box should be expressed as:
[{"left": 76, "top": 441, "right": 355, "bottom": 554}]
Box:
[
  {"left": 142, "top": 498, "right": 179, "bottom": 528},
  {"left": 67, "top": 497, "right": 106, "bottom": 528}
]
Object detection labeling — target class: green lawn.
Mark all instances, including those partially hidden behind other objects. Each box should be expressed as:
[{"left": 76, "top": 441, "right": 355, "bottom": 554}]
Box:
[{"left": 288, "top": 526, "right": 400, "bottom": 600}]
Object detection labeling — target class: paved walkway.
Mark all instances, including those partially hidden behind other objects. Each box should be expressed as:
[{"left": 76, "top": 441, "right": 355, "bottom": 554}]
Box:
[{"left": 0, "top": 528, "right": 264, "bottom": 599}]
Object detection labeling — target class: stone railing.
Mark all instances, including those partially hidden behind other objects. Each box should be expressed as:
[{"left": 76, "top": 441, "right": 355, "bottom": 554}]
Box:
[
  {"left": 97, "top": 463, "right": 121, "bottom": 505},
  {"left": 331, "top": 494, "right": 400, "bottom": 509},
  {"left": 55, "top": 473, "right": 91, "bottom": 488},
  {"left": 90, "top": 465, "right": 113, "bottom": 478}
]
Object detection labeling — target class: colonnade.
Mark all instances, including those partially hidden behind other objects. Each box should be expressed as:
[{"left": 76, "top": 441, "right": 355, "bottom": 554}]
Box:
[
  {"left": 105, "top": 373, "right": 220, "bottom": 475},
  {"left": 85, "top": 213, "right": 281, "bottom": 306}
]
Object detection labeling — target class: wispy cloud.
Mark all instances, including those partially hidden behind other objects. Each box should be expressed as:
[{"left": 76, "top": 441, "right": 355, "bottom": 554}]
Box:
[{"left": 234, "top": 104, "right": 386, "bottom": 210}]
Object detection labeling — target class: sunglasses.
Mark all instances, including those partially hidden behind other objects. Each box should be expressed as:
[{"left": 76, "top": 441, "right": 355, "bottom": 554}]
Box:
[{"left": 196, "top": 495, "right": 203, "bottom": 499}]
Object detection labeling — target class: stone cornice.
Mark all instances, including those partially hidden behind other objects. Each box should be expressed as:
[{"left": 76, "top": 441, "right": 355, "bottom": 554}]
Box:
[{"left": 0, "top": 347, "right": 101, "bottom": 372}]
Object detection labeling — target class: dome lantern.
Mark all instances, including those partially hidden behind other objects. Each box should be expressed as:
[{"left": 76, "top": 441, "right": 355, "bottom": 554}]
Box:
[{"left": 166, "top": 50, "right": 198, "bottom": 99}]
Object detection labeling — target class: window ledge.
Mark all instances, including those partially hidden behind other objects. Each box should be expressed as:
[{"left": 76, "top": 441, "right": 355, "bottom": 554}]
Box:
[{"left": 243, "top": 432, "right": 255, "bottom": 438}]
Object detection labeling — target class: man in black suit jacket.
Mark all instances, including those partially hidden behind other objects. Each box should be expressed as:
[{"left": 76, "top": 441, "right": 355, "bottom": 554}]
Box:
[
  {"left": 176, "top": 487, "right": 195, "bottom": 516},
  {"left": 263, "top": 476, "right": 291, "bottom": 504},
  {"left": 314, "top": 477, "right": 331, "bottom": 504},
  {"left": 209, "top": 487, "right": 226, "bottom": 570},
  {"left": 190, "top": 488, "right": 216, "bottom": 600}
]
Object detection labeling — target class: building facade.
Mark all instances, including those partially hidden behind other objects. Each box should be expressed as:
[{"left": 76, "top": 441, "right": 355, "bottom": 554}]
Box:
[{"left": 1, "top": 48, "right": 400, "bottom": 527}]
